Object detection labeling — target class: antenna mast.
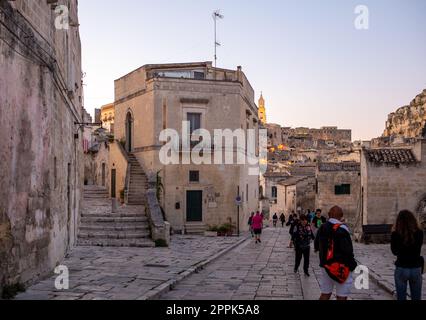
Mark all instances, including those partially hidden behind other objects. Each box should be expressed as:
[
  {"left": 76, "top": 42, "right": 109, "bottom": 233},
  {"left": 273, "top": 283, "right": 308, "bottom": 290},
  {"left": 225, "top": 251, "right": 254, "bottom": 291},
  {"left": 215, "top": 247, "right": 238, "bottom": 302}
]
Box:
[{"left": 212, "top": 10, "right": 224, "bottom": 72}]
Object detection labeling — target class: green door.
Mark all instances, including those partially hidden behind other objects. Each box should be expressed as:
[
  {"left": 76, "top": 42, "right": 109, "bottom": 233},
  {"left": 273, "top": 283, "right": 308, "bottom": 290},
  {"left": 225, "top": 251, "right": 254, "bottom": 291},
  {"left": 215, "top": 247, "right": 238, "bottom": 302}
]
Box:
[{"left": 186, "top": 191, "right": 203, "bottom": 222}]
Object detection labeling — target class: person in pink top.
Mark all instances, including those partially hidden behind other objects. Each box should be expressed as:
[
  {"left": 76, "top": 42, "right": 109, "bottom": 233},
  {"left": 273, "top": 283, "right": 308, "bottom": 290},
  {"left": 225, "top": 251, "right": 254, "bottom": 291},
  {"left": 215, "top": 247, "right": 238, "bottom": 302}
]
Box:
[{"left": 252, "top": 211, "right": 263, "bottom": 244}]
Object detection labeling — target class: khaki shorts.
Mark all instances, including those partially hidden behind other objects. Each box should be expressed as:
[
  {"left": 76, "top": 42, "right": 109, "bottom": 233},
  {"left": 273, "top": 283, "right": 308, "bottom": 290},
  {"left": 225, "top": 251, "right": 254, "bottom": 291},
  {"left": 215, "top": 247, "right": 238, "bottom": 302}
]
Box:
[{"left": 319, "top": 268, "right": 353, "bottom": 297}]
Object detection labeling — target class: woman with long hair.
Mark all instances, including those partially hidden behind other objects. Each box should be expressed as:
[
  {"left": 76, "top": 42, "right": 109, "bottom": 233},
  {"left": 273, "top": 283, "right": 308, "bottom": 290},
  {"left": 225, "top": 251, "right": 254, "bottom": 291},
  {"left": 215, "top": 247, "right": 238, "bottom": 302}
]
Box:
[{"left": 391, "top": 210, "right": 424, "bottom": 300}]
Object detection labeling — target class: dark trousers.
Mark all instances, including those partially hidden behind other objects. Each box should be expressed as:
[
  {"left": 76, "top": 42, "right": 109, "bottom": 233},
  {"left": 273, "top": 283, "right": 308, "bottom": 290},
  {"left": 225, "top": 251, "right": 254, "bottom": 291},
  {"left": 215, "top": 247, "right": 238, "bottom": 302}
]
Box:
[
  {"left": 295, "top": 246, "right": 310, "bottom": 273},
  {"left": 395, "top": 267, "right": 422, "bottom": 300}
]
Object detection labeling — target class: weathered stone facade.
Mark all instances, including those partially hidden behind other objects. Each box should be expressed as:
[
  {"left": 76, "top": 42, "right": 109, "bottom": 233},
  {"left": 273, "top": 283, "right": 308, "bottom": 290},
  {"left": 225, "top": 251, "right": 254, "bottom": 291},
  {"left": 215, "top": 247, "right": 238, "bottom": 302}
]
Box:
[
  {"left": 0, "top": 0, "right": 83, "bottom": 293},
  {"left": 315, "top": 162, "right": 361, "bottom": 229},
  {"left": 100, "top": 103, "right": 115, "bottom": 134},
  {"left": 275, "top": 176, "right": 316, "bottom": 217},
  {"left": 383, "top": 89, "right": 426, "bottom": 138},
  {"left": 267, "top": 124, "right": 352, "bottom": 150},
  {"left": 83, "top": 129, "right": 110, "bottom": 191},
  {"left": 360, "top": 140, "right": 426, "bottom": 229},
  {"left": 113, "top": 62, "right": 259, "bottom": 233}
]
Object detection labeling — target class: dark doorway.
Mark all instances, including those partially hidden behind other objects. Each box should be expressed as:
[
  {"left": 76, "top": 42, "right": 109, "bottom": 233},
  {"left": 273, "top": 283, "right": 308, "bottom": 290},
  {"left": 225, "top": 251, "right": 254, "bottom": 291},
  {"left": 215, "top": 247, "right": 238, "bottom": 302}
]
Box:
[
  {"left": 126, "top": 112, "right": 133, "bottom": 153},
  {"left": 186, "top": 191, "right": 203, "bottom": 222},
  {"left": 101, "top": 163, "right": 106, "bottom": 187},
  {"left": 111, "top": 169, "right": 116, "bottom": 198}
]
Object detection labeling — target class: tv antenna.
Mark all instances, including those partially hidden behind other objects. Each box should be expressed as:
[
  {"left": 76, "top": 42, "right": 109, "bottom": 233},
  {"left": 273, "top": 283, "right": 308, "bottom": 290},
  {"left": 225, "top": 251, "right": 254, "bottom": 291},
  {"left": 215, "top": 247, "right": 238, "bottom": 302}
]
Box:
[{"left": 212, "top": 10, "right": 224, "bottom": 71}]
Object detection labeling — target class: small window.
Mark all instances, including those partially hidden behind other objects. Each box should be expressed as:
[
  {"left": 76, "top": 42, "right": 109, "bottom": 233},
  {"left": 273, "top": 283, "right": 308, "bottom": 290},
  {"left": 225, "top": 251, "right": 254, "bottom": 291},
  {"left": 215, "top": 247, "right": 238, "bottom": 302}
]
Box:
[
  {"left": 272, "top": 186, "right": 278, "bottom": 198},
  {"left": 193, "top": 71, "right": 205, "bottom": 80},
  {"left": 189, "top": 171, "right": 200, "bottom": 183},
  {"left": 335, "top": 184, "right": 351, "bottom": 195},
  {"left": 187, "top": 113, "right": 201, "bottom": 134}
]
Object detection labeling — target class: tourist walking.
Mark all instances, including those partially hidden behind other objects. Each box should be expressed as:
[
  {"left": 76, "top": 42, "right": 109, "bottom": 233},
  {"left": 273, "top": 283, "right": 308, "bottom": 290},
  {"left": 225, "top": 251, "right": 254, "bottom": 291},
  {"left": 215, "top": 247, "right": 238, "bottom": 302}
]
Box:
[
  {"left": 307, "top": 210, "right": 315, "bottom": 224},
  {"left": 272, "top": 213, "right": 278, "bottom": 228},
  {"left": 312, "top": 209, "right": 327, "bottom": 237},
  {"left": 391, "top": 210, "right": 424, "bottom": 301},
  {"left": 252, "top": 211, "right": 263, "bottom": 244},
  {"left": 292, "top": 214, "right": 315, "bottom": 276},
  {"left": 280, "top": 213, "right": 286, "bottom": 227},
  {"left": 287, "top": 213, "right": 299, "bottom": 248},
  {"left": 314, "top": 206, "right": 357, "bottom": 300},
  {"left": 248, "top": 212, "right": 255, "bottom": 237}
]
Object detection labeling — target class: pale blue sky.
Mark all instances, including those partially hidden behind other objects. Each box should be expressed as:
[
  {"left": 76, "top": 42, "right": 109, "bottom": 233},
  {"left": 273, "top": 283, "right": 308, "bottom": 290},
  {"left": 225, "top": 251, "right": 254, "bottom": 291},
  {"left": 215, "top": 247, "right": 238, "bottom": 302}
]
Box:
[{"left": 79, "top": 0, "right": 426, "bottom": 140}]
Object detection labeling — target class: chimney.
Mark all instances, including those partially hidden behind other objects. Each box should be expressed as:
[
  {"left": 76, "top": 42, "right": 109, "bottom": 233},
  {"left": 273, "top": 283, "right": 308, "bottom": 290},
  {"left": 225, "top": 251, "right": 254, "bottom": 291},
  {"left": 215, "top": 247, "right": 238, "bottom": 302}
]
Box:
[{"left": 237, "top": 66, "right": 242, "bottom": 83}]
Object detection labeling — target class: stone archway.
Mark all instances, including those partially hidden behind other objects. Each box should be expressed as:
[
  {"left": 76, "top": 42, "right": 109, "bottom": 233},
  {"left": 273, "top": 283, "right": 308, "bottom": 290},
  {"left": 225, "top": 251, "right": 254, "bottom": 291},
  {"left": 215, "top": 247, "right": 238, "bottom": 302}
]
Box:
[{"left": 416, "top": 195, "right": 426, "bottom": 231}]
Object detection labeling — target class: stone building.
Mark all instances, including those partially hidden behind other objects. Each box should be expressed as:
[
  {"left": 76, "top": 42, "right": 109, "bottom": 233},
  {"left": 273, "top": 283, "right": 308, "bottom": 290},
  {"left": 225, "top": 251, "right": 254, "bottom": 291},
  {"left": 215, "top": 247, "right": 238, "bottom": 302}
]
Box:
[
  {"left": 83, "top": 128, "right": 110, "bottom": 191},
  {"left": 315, "top": 162, "right": 361, "bottom": 229},
  {"left": 383, "top": 89, "right": 426, "bottom": 138},
  {"left": 112, "top": 62, "right": 259, "bottom": 233},
  {"left": 260, "top": 164, "right": 316, "bottom": 215},
  {"left": 360, "top": 140, "right": 426, "bottom": 231},
  {"left": 0, "top": 0, "right": 83, "bottom": 294},
  {"left": 266, "top": 123, "right": 284, "bottom": 149},
  {"left": 100, "top": 103, "right": 115, "bottom": 134},
  {"left": 274, "top": 176, "right": 316, "bottom": 217}
]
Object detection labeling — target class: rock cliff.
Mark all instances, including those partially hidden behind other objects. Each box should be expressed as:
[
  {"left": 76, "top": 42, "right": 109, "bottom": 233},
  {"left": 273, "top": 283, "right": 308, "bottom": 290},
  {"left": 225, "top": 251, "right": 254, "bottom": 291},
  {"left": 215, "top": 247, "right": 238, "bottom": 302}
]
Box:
[{"left": 383, "top": 89, "right": 426, "bottom": 138}]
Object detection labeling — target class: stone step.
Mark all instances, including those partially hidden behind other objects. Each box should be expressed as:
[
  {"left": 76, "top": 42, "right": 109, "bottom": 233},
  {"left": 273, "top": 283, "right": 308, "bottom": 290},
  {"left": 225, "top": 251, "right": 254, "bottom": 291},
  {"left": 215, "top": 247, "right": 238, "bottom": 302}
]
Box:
[
  {"left": 81, "top": 216, "right": 148, "bottom": 223},
  {"left": 129, "top": 186, "right": 147, "bottom": 189},
  {"left": 81, "top": 212, "right": 146, "bottom": 218},
  {"left": 129, "top": 180, "right": 147, "bottom": 184},
  {"left": 84, "top": 195, "right": 109, "bottom": 199},
  {"left": 79, "top": 224, "right": 149, "bottom": 232},
  {"left": 127, "top": 200, "right": 145, "bottom": 204},
  {"left": 77, "top": 238, "right": 155, "bottom": 248},
  {"left": 84, "top": 192, "right": 108, "bottom": 194},
  {"left": 185, "top": 223, "right": 207, "bottom": 235},
  {"left": 78, "top": 230, "right": 150, "bottom": 239}
]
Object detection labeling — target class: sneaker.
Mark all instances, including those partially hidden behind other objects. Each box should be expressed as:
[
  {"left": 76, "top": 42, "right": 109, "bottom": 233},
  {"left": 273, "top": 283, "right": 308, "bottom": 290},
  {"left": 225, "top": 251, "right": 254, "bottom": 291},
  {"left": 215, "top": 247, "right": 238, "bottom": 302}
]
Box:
[
  {"left": 294, "top": 269, "right": 298, "bottom": 273},
  {"left": 304, "top": 271, "right": 310, "bottom": 277}
]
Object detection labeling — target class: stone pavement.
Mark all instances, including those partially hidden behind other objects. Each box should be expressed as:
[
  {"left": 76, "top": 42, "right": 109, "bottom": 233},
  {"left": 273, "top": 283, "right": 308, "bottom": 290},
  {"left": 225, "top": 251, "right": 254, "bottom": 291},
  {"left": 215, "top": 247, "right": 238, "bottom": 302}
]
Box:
[
  {"left": 15, "top": 235, "right": 244, "bottom": 300},
  {"left": 354, "top": 242, "right": 426, "bottom": 300},
  {"left": 159, "top": 227, "right": 393, "bottom": 300},
  {"left": 15, "top": 225, "right": 422, "bottom": 300}
]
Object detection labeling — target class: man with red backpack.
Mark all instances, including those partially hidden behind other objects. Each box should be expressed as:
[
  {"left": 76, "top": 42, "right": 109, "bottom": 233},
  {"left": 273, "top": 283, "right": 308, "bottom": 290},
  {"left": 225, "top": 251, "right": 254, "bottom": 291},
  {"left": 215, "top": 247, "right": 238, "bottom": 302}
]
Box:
[{"left": 314, "top": 206, "right": 357, "bottom": 300}]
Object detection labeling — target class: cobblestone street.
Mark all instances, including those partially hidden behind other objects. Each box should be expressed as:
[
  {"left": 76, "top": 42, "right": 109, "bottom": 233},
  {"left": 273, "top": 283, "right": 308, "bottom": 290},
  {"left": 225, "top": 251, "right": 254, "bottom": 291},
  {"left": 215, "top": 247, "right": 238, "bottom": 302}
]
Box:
[
  {"left": 15, "top": 235, "right": 244, "bottom": 300},
  {"left": 15, "top": 225, "right": 425, "bottom": 300},
  {"left": 159, "top": 227, "right": 396, "bottom": 300}
]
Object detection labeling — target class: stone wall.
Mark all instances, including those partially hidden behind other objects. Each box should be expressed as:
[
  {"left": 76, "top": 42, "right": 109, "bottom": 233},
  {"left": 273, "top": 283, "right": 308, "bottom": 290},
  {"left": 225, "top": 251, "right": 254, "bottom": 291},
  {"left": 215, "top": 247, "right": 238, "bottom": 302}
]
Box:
[
  {"left": 316, "top": 164, "right": 361, "bottom": 229},
  {"left": 0, "top": 0, "right": 83, "bottom": 292},
  {"left": 383, "top": 89, "right": 426, "bottom": 138},
  {"left": 83, "top": 142, "right": 110, "bottom": 190},
  {"left": 361, "top": 140, "right": 426, "bottom": 227}
]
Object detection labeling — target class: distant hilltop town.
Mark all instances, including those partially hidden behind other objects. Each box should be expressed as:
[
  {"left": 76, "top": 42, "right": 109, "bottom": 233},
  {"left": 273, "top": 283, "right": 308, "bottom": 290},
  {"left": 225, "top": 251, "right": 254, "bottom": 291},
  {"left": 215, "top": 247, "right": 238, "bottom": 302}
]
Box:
[{"left": 258, "top": 89, "right": 426, "bottom": 243}]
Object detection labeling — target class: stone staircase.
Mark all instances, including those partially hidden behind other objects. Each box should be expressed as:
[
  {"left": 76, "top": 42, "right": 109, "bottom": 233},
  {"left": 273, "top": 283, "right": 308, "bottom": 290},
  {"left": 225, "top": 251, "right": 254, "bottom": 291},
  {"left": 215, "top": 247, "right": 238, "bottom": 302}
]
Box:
[
  {"left": 127, "top": 153, "right": 148, "bottom": 205},
  {"left": 185, "top": 222, "right": 207, "bottom": 235},
  {"left": 78, "top": 185, "right": 154, "bottom": 248}
]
